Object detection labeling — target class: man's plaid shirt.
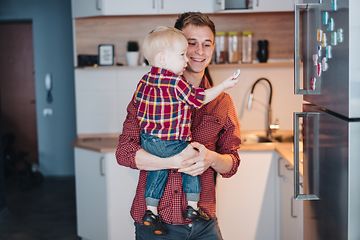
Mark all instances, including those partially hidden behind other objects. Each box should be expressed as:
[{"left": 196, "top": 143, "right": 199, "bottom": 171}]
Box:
[{"left": 134, "top": 67, "right": 205, "bottom": 141}]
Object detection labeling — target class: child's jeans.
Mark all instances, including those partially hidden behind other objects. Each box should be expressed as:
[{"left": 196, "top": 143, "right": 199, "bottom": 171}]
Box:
[{"left": 141, "top": 132, "right": 200, "bottom": 207}]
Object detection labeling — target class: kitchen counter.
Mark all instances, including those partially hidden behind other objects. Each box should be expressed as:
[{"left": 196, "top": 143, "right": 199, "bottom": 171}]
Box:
[{"left": 74, "top": 130, "right": 302, "bottom": 173}]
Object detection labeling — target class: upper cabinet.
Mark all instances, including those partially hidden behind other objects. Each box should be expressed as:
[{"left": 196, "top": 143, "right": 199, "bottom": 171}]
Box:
[
  {"left": 252, "top": 0, "right": 295, "bottom": 12},
  {"left": 72, "top": 0, "right": 215, "bottom": 18},
  {"left": 214, "top": 0, "right": 295, "bottom": 12}
]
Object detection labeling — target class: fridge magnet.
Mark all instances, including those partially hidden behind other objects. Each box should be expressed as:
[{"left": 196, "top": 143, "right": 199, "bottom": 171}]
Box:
[
  {"left": 321, "top": 32, "right": 327, "bottom": 47},
  {"left": 327, "top": 18, "right": 335, "bottom": 31},
  {"left": 331, "top": 32, "right": 338, "bottom": 46},
  {"left": 310, "top": 77, "right": 317, "bottom": 91},
  {"left": 317, "top": 29, "right": 323, "bottom": 42},
  {"left": 337, "top": 28, "right": 344, "bottom": 43},
  {"left": 313, "top": 54, "right": 319, "bottom": 66},
  {"left": 317, "top": 63, "right": 322, "bottom": 77},
  {"left": 98, "top": 44, "right": 115, "bottom": 66},
  {"left": 326, "top": 45, "right": 333, "bottom": 59},
  {"left": 317, "top": 45, "right": 322, "bottom": 57},
  {"left": 322, "top": 11, "right": 329, "bottom": 25},
  {"left": 331, "top": 0, "right": 338, "bottom": 11},
  {"left": 322, "top": 57, "right": 329, "bottom": 72}
]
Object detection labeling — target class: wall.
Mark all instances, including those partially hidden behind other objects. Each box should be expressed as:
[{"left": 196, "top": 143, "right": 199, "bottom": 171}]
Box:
[
  {"left": 75, "top": 12, "right": 294, "bottom": 65},
  {"left": 0, "top": 0, "right": 76, "bottom": 176}
]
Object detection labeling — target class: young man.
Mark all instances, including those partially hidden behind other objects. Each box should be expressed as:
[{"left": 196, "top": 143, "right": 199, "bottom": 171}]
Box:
[{"left": 116, "top": 12, "right": 241, "bottom": 240}]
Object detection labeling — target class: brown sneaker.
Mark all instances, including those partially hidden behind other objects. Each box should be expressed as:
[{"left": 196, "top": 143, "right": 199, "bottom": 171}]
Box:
[
  {"left": 184, "top": 206, "right": 210, "bottom": 221},
  {"left": 142, "top": 210, "right": 168, "bottom": 235}
]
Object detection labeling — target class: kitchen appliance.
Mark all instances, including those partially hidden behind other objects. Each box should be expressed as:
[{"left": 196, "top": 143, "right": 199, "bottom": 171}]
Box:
[{"left": 293, "top": 0, "right": 360, "bottom": 239}]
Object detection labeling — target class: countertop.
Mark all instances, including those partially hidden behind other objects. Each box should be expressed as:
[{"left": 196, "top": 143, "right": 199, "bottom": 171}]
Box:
[{"left": 74, "top": 130, "right": 301, "bottom": 172}]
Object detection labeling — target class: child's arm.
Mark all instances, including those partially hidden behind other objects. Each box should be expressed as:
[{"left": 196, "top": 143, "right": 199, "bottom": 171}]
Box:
[{"left": 203, "top": 69, "right": 240, "bottom": 104}]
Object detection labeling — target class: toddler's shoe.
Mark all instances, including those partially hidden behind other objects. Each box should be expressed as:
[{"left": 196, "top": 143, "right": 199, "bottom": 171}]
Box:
[
  {"left": 184, "top": 206, "right": 210, "bottom": 221},
  {"left": 142, "top": 210, "right": 168, "bottom": 235}
]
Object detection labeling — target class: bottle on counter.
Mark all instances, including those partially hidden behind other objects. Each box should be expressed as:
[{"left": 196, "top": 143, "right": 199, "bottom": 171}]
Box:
[
  {"left": 228, "top": 31, "right": 240, "bottom": 63},
  {"left": 215, "top": 31, "right": 228, "bottom": 64},
  {"left": 241, "top": 31, "right": 253, "bottom": 63}
]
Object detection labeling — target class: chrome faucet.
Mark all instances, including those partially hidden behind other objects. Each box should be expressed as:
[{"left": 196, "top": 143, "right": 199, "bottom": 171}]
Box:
[{"left": 247, "top": 77, "right": 279, "bottom": 139}]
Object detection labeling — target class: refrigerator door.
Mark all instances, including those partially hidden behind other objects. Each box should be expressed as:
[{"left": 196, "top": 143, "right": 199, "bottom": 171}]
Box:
[
  {"left": 295, "top": 0, "right": 360, "bottom": 118},
  {"left": 294, "top": 104, "right": 349, "bottom": 240}
]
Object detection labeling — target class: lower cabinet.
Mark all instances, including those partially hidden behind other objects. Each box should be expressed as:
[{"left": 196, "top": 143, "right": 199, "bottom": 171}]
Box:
[
  {"left": 278, "top": 156, "right": 304, "bottom": 240},
  {"left": 216, "top": 151, "right": 280, "bottom": 240},
  {"left": 74, "top": 148, "right": 138, "bottom": 240},
  {"left": 216, "top": 150, "right": 304, "bottom": 240}
]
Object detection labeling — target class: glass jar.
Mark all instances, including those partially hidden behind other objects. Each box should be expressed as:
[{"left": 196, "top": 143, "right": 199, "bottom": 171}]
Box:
[
  {"left": 241, "top": 31, "right": 253, "bottom": 63},
  {"left": 228, "top": 32, "right": 240, "bottom": 63},
  {"left": 215, "top": 32, "right": 228, "bottom": 64}
]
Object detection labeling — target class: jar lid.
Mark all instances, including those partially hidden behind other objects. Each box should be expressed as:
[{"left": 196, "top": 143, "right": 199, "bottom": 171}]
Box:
[
  {"left": 242, "top": 31, "right": 252, "bottom": 36},
  {"left": 228, "top": 31, "right": 238, "bottom": 36}
]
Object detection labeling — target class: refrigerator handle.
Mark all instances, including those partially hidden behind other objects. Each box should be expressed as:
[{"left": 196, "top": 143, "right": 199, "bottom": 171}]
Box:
[
  {"left": 294, "top": 4, "right": 307, "bottom": 95},
  {"left": 293, "top": 112, "right": 320, "bottom": 201},
  {"left": 294, "top": 3, "right": 321, "bottom": 95}
]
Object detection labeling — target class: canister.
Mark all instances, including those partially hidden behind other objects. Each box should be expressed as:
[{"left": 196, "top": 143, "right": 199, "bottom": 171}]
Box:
[
  {"left": 228, "top": 32, "right": 240, "bottom": 63},
  {"left": 215, "top": 32, "right": 228, "bottom": 64},
  {"left": 242, "top": 31, "right": 253, "bottom": 63}
]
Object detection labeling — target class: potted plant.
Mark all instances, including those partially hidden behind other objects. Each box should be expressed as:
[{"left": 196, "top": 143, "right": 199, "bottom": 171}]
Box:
[{"left": 126, "top": 41, "right": 139, "bottom": 66}]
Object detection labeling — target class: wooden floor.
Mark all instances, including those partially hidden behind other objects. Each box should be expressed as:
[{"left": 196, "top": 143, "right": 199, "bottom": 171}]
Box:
[{"left": 0, "top": 177, "right": 78, "bottom": 240}]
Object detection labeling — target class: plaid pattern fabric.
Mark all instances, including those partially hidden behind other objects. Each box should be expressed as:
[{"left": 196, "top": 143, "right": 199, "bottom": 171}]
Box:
[
  {"left": 134, "top": 67, "right": 205, "bottom": 141},
  {"left": 116, "top": 76, "right": 241, "bottom": 225}
]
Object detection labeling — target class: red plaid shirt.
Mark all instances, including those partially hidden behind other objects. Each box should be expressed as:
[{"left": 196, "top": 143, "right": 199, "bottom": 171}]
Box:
[
  {"left": 134, "top": 67, "right": 205, "bottom": 141},
  {"left": 116, "top": 76, "right": 241, "bottom": 225}
]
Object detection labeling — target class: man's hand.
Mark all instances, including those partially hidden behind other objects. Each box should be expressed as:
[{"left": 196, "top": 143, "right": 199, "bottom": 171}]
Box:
[{"left": 178, "top": 142, "right": 214, "bottom": 176}]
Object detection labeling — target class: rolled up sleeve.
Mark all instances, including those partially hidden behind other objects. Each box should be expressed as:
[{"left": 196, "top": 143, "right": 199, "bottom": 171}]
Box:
[{"left": 115, "top": 97, "right": 141, "bottom": 170}]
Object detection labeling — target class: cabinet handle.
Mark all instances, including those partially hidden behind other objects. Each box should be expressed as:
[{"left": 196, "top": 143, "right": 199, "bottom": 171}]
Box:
[
  {"left": 152, "top": 0, "right": 156, "bottom": 9},
  {"left": 256, "top": 0, "right": 259, "bottom": 7},
  {"left": 290, "top": 197, "right": 298, "bottom": 218},
  {"left": 277, "top": 157, "right": 284, "bottom": 178},
  {"left": 96, "top": 0, "right": 102, "bottom": 11},
  {"left": 160, "top": 0, "right": 164, "bottom": 9},
  {"left": 285, "top": 163, "right": 293, "bottom": 171},
  {"left": 99, "top": 156, "right": 105, "bottom": 176}
]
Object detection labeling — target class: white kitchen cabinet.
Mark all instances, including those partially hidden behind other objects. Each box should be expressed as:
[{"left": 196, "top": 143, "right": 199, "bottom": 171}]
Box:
[
  {"left": 74, "top": 67, "right": 143, "bottom": 135},
  {"left": 72, "top": 0, "right": 214, "bottom": 18},
  {"left": 215, "top": 0, "right": 295, "bottom": 12},
  {"left": 216, "top": 150, "right": 280, "bottom": 240},
  {"left": 75, "top": 148, "right": 138, "bottom": 240},
  {"left": 252, "top": 0, "right": 295, "bottom": 12},
  {"left": 278, "top": 156, "right": 303, "bottom": 240}
]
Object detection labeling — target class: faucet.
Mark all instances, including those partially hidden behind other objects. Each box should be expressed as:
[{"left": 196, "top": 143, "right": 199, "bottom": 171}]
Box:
[{"left": 247, "top": 77, "right": 279, "bottom": 139}]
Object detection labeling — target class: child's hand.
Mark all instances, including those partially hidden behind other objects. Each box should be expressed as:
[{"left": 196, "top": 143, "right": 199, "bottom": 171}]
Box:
[{"left": 222, "top": 69, "right": 241, "bottom": 90}]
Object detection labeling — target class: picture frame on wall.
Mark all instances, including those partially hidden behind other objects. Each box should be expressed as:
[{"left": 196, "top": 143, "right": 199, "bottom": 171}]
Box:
[{"left": 98, "top": 44, "right": 114, "bottom": 66}]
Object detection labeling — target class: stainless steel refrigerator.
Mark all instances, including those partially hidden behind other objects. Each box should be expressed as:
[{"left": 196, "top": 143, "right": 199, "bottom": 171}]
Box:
[{"left": 293, "top": 0, "right": 360, "bottom": 239}]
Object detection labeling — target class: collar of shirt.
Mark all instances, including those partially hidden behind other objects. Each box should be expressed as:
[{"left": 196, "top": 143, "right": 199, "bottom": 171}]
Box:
[{"left": 150, "top": 66, "right": 178, "bottom": 77}]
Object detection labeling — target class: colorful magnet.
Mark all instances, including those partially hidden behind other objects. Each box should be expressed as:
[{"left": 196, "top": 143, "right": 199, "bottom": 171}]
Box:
[
  {"left": 322, "top": 12, "right": 329, "bottom": 25},
  {"left": 322, "top": 57, "right": 329, "bottom": 72},
  {"left": 310, "top": 77, "right": 317, "bottom": 90},
  {"left": 331, "top": 31, "right": 338, "bottom": 46},
  {"left": 321, "top": 32, "right": 327, "bottom": 47},
  {"left": 326, "top": 45, "right": 333, "bottom": 59},
  {"left": 327, "top": 18, "right": 335, "bottom": 31},
  {"left": 331, "top": 0, "right": 338, "bottom": 11},
  {"left": 317, "top": 29, "right": 323, "bottom": 42},
  {"left": 317, "top": 63, "right": 322, "bottom": 77},
  {"left": 317, "top": 45, "right": 322, "bottom": 57},
  {"left": 337, "top": 28, "right": 344, "bottom": 43},
  {"left": 313, "top": 54, "right": 319, "bottom": 66}
]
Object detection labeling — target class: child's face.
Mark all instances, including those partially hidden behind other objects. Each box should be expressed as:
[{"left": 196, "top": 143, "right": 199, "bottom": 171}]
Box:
[{"left": 163, "top": 41, "right": 188, "bottom": 75}]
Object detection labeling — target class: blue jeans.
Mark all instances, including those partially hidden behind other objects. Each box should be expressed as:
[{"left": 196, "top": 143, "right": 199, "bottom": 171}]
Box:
[
  {"left": 134, "top": 218, "right": 223, "bottom": 240},
  {"left": 141, "top": 132, "right": 200, "bottom": 207}
]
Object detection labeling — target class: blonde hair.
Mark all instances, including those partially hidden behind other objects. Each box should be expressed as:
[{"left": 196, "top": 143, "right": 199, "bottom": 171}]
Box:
[{"left": 142, "top": 26, "right": 187, "bottom": 65}]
